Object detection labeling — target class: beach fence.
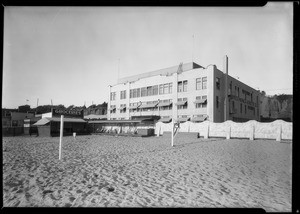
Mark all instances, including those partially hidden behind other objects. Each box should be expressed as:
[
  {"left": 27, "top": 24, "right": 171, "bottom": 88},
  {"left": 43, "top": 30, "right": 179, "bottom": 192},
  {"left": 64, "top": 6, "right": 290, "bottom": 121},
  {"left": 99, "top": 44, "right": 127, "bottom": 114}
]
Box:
[{"left": 155, "top": 120, "right": 292, "bottom": 141}]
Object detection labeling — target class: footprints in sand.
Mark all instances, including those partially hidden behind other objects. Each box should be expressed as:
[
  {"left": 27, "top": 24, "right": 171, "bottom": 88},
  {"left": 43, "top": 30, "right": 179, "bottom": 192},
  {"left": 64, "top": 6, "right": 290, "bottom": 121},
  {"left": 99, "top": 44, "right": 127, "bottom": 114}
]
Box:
[{"left": 3, "top": 136, "right": 292, "bottom": 211}]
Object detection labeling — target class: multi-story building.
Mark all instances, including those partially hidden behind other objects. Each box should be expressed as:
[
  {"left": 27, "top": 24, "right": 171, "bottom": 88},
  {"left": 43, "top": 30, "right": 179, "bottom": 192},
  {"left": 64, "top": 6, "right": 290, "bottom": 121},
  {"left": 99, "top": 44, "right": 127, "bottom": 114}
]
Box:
[{"left": 107, "top": 56, "right": 260, "bottom": 123}]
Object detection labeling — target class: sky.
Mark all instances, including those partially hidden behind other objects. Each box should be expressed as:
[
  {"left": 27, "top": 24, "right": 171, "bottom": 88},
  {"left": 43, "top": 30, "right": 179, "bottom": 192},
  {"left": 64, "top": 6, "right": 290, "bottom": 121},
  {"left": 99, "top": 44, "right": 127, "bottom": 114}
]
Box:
[{"left": 3, "top": 3, "right": 293, "bottom": 109}]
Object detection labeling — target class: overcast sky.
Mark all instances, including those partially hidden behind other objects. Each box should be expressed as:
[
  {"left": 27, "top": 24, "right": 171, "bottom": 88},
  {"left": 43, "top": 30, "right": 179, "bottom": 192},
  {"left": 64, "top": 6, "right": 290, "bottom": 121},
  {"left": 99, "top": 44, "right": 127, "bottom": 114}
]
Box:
[{"left": 3, "top": 3, "right": 293, "bottom": 108}]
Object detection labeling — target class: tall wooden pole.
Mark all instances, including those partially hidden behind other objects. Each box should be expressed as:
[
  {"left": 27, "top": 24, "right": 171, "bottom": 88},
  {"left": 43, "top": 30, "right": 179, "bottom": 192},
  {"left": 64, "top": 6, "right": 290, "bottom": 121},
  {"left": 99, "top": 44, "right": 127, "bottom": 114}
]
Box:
[{"left": 59, "top": 115, "right": 64, "bottom": 160}]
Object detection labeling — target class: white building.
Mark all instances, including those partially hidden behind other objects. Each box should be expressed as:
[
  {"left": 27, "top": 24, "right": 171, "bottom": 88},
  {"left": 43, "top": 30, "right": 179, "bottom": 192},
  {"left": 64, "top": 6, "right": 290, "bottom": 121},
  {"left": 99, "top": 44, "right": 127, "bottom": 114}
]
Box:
[{"left": 108, "top": 56, "right": 260, "bottom": 123}]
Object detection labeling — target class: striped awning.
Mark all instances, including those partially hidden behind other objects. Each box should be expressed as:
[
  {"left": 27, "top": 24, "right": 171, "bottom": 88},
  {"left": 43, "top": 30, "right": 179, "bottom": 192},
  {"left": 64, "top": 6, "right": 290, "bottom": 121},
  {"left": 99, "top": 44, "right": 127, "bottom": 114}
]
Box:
[
  {"left": 175, "top": 101, "right": 187, "bottom": 106},
  {"left": 177, "top": 117, "right": 190, "bottom": 122},
  {"left": 158, "top": 117, "right": 172, "bottom": 123},
  {"left": 191, "top": 115, "right": 207, "bottom": 122},
  {"left": 139, "top": 103, "right": 158, "bottom": 108},
  {"left": 194, "top": 99, "right": 207, "bottom": 104},
  {"left": 157, "top": 102, "right": 172, "bottom": 107}
]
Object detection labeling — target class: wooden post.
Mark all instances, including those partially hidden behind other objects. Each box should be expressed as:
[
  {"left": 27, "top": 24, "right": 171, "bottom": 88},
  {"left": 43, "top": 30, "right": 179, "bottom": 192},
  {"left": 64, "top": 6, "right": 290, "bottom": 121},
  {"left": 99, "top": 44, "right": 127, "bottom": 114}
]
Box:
[
  {"left": 59, "top": 115, "right": 64, "bottom": 160},
  {"left": 276, "top": 124, "right": 282, "bottom": 142},
  {"left": 204, "top": 123, "right": 209, "bottom": 139},
  {"left": 226, "top": 126, "right": 231, "bottom": 140},
  {"left": 249, "top": 125, "right": 254, "bottom": 141}
]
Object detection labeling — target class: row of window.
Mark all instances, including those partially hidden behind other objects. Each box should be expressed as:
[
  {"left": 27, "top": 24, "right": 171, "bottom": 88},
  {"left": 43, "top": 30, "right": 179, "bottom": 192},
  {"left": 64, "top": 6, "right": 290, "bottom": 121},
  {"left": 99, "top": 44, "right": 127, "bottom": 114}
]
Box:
[
  {"left": 111, "top": 77, "right": 208, "bottom": 101},
  {"left": 229, "top": 82, "right": 258, "bottom": 104},
  {"left": 231, "top": 101, "right": 256, "bottom": 116},
  {"left": 129, "top": 83, "right": 173, "bottom": 99},
  {"left": 110, "top": 97, "right": 208, "bottom": 114}
]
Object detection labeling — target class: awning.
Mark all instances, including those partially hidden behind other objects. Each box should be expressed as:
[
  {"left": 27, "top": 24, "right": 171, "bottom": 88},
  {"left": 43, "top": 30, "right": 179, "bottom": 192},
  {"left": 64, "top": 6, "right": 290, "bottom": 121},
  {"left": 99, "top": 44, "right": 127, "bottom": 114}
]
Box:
[
  {"left": 139, "top": 103, "right": 158, "bottom": 108},
  {"left": 128, "top": 104, "right": 141, "bottom": 109},
  {"left": 157, "top": 102, "right": 172, "bottom": 107},
  {"left": 84, "top": 114, "right": 107, "bottom": 120},
  {"left": 158, "top": 117, "right": 172, "bottom": 123},
  {"left": 109, "top": 107, "right": 116, "bottom": 111},
  {"left": 33, "top": 117, "right": 86, "bottom": 126},
  {"left": 117, "top": 106, "right": 126, "bottom": 110},
  {"left": 175, "top": 101, "right": 187, "bottom": 106},
  {"left": 194, "top": 99, "right": 207, "bottom": 104},
  {"left": 191, "top": 115, "right": 207, "bottom": 122},
  {"left": 177, "top": 117, "right": 190, "bottom": 122},
  {"left": 32, "top": 118, "right": 51, "bottom": 126},
  {"left": 88, "top": 119, "right": 142, "bottom": 124}
]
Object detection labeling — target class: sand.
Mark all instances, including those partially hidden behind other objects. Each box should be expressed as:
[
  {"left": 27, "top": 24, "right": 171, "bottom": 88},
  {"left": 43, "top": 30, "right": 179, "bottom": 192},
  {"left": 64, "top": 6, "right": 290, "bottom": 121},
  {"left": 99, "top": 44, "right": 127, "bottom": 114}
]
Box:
[{"left": 2, "top": 134, "right": 292, "bottom": 211}]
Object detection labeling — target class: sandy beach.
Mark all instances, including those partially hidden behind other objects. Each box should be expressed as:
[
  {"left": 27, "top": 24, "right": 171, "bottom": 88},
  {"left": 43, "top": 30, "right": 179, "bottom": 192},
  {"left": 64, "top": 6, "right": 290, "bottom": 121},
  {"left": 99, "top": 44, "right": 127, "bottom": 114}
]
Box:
[{"left": 3, "top": 134, "right": 292, "bottom": 211}]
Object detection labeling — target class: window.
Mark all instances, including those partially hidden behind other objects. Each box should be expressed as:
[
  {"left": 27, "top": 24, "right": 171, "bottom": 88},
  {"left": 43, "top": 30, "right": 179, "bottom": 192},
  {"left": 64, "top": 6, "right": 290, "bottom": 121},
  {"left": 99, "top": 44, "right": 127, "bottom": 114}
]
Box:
[
  {"left": 216, "top": 77, "right": 220, "bottom": 90},
  {"left": 159, "top": 99, "right": 172, "bottom": 111},
  {"left": 177, "top": 98, "right": 188, "bottom": 109},
  {"left": 141, "top": 87, "right": 147, "bottom": 97},
  {"left": 202, "top": 77, "right": 207, "bottom": 89},
  {"left": 169, "top": 83, "right": 172, "bottom": 93},
  {"left": 245, "top": 105, "right": 247, "bottom": 114},
  {"left": 159, "top": 84, "right": 164, "bottom": 94},
  {"left": 240, "top": 103, "right": 242, "bottom": 114},
  {"left": 130, "top": 89, "right": 133, "bottom": 98},
  {"left": 183, "top": 80, "right": 188, "bottom": 92},
  {"left": 196, "top": 78, "right": 201, "bottom": 90},
  {"left": 195, "top": 96, "right": 207, "bottom": 108},
  {"left": 216, "top": 96, "right": 219, "bottom": 108},
  {"left": 195, "top": 96, "right": 201, "bottom": 108},
  {"left": 178, "top": 81, "right": 183, "bottom": 92},
  {"left": 120, "top": 90, "right": 126, "bottom": 99},
  {"left": 153, "top": 85, "right": 158, "bottom": 95},
  {"left": 178, "top": 80, "right": 187, "bottom": 92},
  {"left": 251, "top": 93, "right": 253, "bottom": 102},
  {"left": 164, "top": 83, "right": 169, "bottom": 94},
  {"left": 202, "top": 95, "right": 207, "bottom": 108},
  {"left": 132, "top": 89, "right": 137, "bottom": 98},
  {"left": 229, "top": 81, "right": 232, "bottom": 95},
  {"left": 120, "top": 104, "right": 126, "bottom": 113},
  {"left": 110, "top": 92, "right": 116, "bottom": 101},
  {"left": 147, "top": 86, "right": 152, "bottom": 96},
  {"left": 110, "top": 105, "right": 116, "bottom": 114},
  {"left": 136, "top": 88, "right": 140, "bottom": 97},
  {"left": 238, "top": 87, "right": 240, "bottom": 97}
]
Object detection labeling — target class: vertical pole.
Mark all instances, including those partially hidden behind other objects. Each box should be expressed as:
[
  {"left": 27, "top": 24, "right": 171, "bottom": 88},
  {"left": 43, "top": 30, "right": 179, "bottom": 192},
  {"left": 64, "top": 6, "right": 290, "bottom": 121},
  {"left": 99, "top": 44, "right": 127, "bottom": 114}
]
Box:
[
  {"left": 224, "top": 55, "right": 228, "bottom": 122},
  {"left": 59, "top": 115, "right": 64, "bottom": 160},
  {"left": 171, "top": 119, "right": 174, "bottom": 147}
]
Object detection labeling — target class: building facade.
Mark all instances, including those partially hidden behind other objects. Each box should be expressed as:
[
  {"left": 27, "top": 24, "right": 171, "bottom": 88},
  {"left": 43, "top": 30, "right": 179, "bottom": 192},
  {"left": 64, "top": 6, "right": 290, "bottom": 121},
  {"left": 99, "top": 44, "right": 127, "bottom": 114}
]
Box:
[{"left": 107, "top": 57, "right": 260, "bottom": 123}]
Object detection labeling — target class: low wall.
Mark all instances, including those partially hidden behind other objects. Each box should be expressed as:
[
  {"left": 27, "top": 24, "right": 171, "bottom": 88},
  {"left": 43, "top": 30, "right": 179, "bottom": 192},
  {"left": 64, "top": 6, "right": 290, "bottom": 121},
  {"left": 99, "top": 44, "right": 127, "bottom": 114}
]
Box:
[{"left": 155, "top": 120, "right": 292, "bottom": 141}]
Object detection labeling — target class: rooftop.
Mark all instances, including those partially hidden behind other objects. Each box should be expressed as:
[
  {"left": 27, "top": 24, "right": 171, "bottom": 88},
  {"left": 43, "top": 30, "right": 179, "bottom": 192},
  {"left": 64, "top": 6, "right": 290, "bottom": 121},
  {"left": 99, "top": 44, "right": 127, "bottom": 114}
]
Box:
[{"left": 116, "top": 62, "right": 203, "bottom": 85}]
